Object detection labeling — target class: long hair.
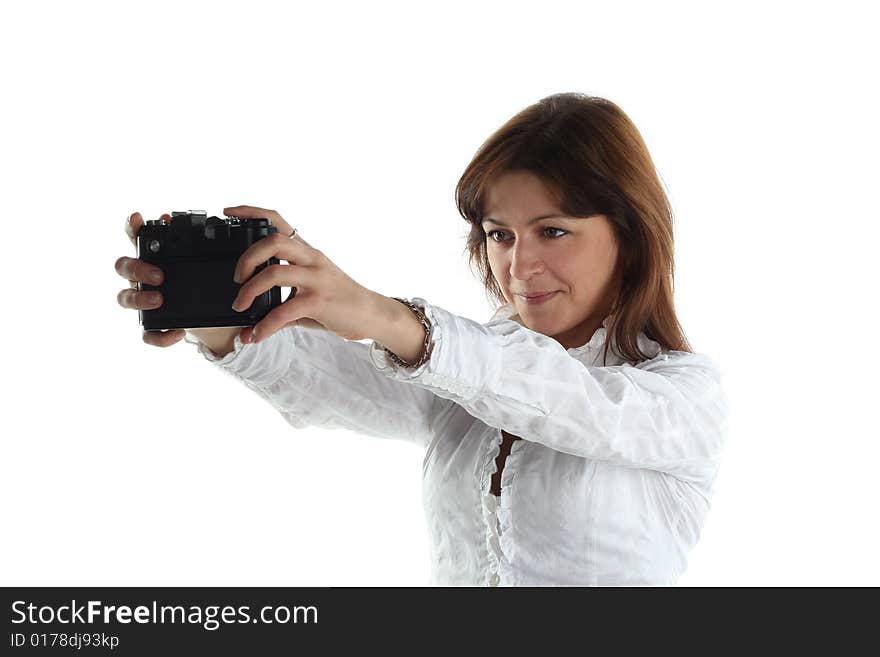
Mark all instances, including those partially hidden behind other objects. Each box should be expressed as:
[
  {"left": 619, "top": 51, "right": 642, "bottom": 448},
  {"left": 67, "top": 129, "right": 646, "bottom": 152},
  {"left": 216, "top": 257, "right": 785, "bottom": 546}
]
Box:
[{"left": 455, "top": 92, "right": 692, "bottom": 365}]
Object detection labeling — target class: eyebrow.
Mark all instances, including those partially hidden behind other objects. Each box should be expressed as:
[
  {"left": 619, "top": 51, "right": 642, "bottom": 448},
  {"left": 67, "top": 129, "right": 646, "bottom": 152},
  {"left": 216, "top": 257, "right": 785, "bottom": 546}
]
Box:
[{"left": 481, "top": 213, "right": 570, "bottom": 227}]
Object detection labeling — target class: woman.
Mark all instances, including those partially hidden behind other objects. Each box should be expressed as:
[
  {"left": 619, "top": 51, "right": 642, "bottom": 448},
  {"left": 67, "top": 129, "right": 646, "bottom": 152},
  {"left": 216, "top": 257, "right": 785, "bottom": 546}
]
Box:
[{"left": 115, "top": 92, "right": 729, "bottom": 586}]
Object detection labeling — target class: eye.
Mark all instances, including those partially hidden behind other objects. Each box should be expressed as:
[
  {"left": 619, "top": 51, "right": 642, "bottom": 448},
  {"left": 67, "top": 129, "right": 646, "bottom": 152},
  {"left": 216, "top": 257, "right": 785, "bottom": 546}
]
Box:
[{"left": 486, "top": 227, "right": 568, "bottom": 243}]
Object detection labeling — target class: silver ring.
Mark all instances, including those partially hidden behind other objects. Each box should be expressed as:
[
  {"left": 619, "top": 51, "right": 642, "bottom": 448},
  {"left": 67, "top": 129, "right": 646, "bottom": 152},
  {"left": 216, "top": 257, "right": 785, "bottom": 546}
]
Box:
[{"left": 288, "top": 227, "right": 298, "bottom": 239}]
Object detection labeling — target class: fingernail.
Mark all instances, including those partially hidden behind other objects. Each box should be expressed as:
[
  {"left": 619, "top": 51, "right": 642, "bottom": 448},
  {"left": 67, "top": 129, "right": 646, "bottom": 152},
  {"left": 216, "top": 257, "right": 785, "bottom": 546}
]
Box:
[
  {"left": 251, "top": 327, "right": 259, "bottom": 342},
  {"left": 233, "top": 272, "right": 241, "bottom": 284},
  {"left": 148, "top": 293, "right": 161, "bottom": 305},
  {"left": 149, "top": 272, "right": 162, "bottom": 284}
]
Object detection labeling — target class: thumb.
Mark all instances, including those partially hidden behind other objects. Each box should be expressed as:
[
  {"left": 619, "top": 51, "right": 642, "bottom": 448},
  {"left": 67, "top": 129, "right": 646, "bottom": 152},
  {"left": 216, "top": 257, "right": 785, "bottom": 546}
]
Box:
[
  {"left": 223, "top": 205, "right": 268, "bottom": 219},
  {"left": 127, "top": 212, "right": 171, "bottom": 248},
  {"left": 224, "top": 205, "right": 294, "bottom": 238}
]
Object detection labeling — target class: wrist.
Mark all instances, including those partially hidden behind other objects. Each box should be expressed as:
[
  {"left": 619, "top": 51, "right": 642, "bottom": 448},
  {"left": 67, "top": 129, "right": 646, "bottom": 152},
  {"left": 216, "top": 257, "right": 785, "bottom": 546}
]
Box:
[
  {"left": 186, "top": 327, "right": 240, "bottom": 358},
  {"left": 361, "top": 291, "right": 401, "bottom": 338},
  {"left": 369, "top": 296, "right": 432, "bottom": 367},
  {"left": 391, "top": 298, "right": 433, "bottom": 367}
]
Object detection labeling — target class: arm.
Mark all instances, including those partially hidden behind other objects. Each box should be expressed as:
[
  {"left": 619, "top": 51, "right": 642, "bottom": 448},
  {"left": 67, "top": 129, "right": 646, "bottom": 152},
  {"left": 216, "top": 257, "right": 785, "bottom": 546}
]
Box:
[
  {"left": 184, "top": 322, "right": 442, "bottom": 450},
  {"left": 187, "top": 327, "right": 239, "bottom": 358},
  {"left": 367, "top": 298, "right": 730, "bottom": 485}
]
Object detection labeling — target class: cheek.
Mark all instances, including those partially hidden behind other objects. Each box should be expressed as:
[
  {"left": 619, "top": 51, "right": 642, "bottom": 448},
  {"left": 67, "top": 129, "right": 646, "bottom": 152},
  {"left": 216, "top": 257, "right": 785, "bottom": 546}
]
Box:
[
  {"left": 486, "top": 250, "right": 514, "bottom": 300},
  {"left": 589, "top": 246, "right": 617, "bottom": 274},
  {"left": 586, "top": 232, "right": 618, "bottom": 267},
  {"left": 486, "top": 249, "right": 505, "bottom": 279},
  {"left": 570, "top": 244, "right": 618, "bottom": 289}
]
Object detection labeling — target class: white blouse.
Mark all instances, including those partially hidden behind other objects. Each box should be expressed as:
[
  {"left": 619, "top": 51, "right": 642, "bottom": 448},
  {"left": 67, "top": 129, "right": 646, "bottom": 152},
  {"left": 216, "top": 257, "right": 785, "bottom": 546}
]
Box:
[{"left": 184, "top": 298, "right": 729, "bottom": 586}]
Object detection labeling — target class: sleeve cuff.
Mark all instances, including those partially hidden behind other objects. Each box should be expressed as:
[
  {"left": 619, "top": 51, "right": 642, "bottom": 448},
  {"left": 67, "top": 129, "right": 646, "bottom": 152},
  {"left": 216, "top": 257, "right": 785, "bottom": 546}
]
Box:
[
  {"left": 367, "top": 297, "right": 493, "bottom": 401},
  {"left": 183, "top": 330, "right": 248, "bottom": 366}
]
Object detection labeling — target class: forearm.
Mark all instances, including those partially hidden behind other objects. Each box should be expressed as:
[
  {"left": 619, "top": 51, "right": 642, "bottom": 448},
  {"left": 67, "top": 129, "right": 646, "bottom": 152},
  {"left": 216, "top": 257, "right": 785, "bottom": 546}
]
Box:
[
  {"left": 188, "top": 293, "right": 427, "bottom": 362},
  {"left": 186, "top": 327, "right": 240, "bottom": 358},
  {"left": 192, "top": 318, "right": 439, "bottom": 448}
]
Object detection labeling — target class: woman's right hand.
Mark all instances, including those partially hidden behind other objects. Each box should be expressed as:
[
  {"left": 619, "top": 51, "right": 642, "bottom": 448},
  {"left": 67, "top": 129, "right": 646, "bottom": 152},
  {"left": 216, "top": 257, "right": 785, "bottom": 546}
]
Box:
[{"left": 115, "top": 211, "right": 240, "bottom": 351}]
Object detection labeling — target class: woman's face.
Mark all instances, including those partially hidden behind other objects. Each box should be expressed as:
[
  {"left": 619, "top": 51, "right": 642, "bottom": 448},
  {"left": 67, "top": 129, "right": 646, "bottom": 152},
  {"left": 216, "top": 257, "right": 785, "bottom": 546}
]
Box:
[{"left": 482, "top": 170, "right": 622, "bottom": 350}]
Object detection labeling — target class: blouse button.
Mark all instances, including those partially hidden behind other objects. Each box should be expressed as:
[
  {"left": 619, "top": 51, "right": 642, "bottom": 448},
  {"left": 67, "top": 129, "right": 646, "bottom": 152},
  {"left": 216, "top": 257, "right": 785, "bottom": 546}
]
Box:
[{"left": 490, "top": 573, "right": 500, "bottom": 586}]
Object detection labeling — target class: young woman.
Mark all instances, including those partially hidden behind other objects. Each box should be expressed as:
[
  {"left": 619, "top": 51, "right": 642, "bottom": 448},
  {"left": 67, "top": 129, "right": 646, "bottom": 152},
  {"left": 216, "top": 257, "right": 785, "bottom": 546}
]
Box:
[{"left": 115, "top": 92, "right": 729, "bottom": 586}]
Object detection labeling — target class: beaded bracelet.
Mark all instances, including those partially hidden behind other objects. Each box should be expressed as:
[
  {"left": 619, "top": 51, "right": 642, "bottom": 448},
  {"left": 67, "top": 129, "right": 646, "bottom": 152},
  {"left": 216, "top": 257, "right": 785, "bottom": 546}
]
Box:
[{"left": 384, "top": 297, "right": 434, "bottom": 369}]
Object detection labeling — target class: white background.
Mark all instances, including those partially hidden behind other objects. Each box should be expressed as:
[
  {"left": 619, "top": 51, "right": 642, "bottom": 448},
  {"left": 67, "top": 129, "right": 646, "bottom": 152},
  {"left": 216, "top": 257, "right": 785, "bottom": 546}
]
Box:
[{"left": 1, "top": 0, "right": 877, "bottom": 586}]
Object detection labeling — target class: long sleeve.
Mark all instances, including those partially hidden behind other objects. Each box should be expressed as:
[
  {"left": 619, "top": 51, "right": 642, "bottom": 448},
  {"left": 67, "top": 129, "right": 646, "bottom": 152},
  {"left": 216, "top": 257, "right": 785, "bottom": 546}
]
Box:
[
  {"left": 184, "top": 324, "right": 441, "bottom": 449},
  {"left": 368, "top": 298, "right": 729, "bottom": 484}
]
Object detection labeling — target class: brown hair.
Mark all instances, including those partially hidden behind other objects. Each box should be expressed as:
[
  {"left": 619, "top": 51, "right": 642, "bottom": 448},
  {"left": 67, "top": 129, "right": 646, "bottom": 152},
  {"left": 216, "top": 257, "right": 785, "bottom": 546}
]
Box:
[{"left": 455, "top": 92, "right": 693, "bottom": 365}]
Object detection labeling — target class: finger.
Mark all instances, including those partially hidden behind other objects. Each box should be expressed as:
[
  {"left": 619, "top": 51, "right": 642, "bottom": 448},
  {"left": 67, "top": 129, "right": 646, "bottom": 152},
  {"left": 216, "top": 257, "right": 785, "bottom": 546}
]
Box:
[
  {"left": 232, "top": 263, "right": 316, "bottom": 312},
  {"left": 117, "top": 288, "right": 163, "bottom": 310},
  {"left": 142, "top": 329, "right": 186, "bottom": 348},
  {"left": 125, "top": 212, "right": 142, "bottom": 247},
  {"left": 126, "top": 212, "right": 171, "bottom": 249},
  {"left": 234, "top": 232, "right": 322, "bottom": 285},
  {"left": 239, "top": 325, "right": 255, "bottom": 344},
  {"left": 224, "top": 205, "right": 294, "bottom": 236},
  {"left": 224, "top": 205, "right": 314, "bottom": 249},
  {"left": 241, "top": 314, "right": 327, "bottom": 344},
  {"left": 251, "top": 299, "right": 314, "bottom": 344},
  {"left": 114, "top": 255, "right": 164, "bottom": 285},
  {"left": 289, "top": 316, "right": 329, "bottom": 331}
]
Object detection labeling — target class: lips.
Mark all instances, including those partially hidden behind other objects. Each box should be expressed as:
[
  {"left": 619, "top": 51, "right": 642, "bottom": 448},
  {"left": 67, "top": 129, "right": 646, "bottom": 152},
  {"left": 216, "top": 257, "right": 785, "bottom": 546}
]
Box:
[
  {"left": 518, "top": 291, "right": 558, "bottom": 305},
  {"left": 517, "top": 291, "right": 557, "bottom": 299}
]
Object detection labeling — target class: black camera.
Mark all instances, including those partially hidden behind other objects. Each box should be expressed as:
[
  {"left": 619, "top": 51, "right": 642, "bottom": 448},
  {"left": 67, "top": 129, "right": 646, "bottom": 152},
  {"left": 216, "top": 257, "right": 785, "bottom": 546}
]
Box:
[{"left": 136, "top": 210, "right": 283, "bottom": 331}]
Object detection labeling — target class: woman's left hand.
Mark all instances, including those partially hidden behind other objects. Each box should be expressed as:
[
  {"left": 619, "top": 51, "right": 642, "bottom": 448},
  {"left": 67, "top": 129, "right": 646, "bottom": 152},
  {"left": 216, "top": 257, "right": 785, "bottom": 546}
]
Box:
[{"left": 226, "top": 205, "right": 379, "bottom": 344}]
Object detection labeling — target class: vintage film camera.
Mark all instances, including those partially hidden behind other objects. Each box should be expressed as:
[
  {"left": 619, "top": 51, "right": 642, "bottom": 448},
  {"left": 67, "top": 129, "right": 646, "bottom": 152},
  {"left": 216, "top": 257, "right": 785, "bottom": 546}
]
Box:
[{"left": 136, "top": 210, "right": 283, "bottom": 331}]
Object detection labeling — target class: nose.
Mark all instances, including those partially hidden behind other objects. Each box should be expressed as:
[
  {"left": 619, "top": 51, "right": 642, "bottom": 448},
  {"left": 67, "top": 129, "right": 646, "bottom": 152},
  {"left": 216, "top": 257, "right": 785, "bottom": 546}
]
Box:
[{"left": 509, "top": 238, "right": 545, "bottom": 281}]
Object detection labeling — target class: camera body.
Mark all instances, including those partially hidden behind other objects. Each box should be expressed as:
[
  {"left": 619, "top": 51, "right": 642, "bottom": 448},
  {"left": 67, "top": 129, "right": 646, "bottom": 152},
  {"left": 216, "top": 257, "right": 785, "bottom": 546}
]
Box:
[{"left": 137, "top": 210, "right": 283, "bottom": 330}]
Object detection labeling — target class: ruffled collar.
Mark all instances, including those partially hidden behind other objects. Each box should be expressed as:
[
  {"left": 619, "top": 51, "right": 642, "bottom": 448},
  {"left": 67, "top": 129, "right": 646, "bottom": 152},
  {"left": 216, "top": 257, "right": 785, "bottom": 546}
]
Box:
[{"left": 488, "top": 302, "right": 662, "bottom": 358}]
